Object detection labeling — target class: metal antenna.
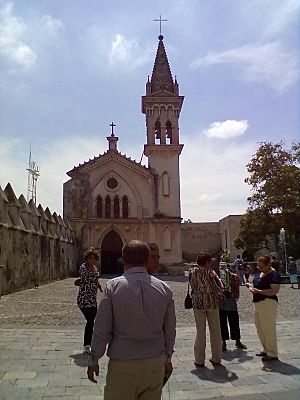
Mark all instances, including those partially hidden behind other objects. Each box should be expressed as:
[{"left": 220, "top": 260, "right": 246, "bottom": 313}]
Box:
[{"left": 26, "top": 142, "right": 40, "bottom": 205}]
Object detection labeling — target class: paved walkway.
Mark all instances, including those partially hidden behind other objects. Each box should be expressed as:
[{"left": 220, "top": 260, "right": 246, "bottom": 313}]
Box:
[{"left": 1, "top": 278, "right": 300, "bottom": 399}]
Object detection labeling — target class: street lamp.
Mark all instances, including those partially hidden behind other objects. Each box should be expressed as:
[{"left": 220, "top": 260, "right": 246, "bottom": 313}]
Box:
[{"left": 279, "top": 227, "right": 288, "bottom": 275}]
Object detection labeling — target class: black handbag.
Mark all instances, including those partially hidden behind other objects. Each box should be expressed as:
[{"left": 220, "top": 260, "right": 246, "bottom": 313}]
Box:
[{"left": 184, "top": 277, "right": 193, "bottom": 309}]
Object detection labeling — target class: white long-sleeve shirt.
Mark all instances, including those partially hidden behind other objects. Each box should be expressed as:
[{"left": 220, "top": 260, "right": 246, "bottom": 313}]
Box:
[{"left": 91, "top": 267, "right": 176, "bottom": 364}]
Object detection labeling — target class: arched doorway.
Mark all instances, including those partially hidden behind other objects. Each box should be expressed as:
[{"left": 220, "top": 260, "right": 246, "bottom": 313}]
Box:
[{"left": 101, "top": 230, "right": 123, "bottom": 274}]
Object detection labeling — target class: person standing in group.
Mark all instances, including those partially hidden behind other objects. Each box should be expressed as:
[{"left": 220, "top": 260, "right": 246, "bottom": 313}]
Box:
[
  {"left": 189, "top": 252, "right": 224, "bottom": 367},
  {"left": 234, "top": 255, "right": 244, "bottom": 285},
  {"left": 87, "top": 240, "right": 176, "bottom": 400},
  {"left": 77, "top": 248, "right": 102, "bottom": 353},
  {"left": 246, "top": 256, "right": 281, "bottom": 361},
  {"left": 147, "top": 242, "right": 160, "bottom": 275},
  {"left": 271, "top": 256, "right": 280, "bottom": 272},
  {"left": 288, "top": 256, "right": 299, "bottom": 289},
  {"left": 211, "top": 260, "right": 247, "bottom": 352},
  {"left": 244, "top": 263, "right": 251, "bottom": 283}
]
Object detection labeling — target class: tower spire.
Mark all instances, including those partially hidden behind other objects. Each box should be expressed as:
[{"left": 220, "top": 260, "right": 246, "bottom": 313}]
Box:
[{"left": 150, "top": 36, "right": 174, "bottom": 94}]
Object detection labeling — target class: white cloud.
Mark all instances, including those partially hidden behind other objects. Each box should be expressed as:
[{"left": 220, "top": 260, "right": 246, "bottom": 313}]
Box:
[
  {"left": 180, "top": 134, "right": 255, "bottom": 221},
  {"left": 204, "top": 119, "right": 249, "bottom": 139},
  {"left": 265, "top": 0, "right": 300, "bottom": 37},
  {"left": 108, "top": 33, "right": 151, "bottom": 69},
  {"left": 0, "top": 2, "right": 36, "bottom": 69},
  {"left": 41, "top": 14, "right": 64, "bottom": 35},
  {"left": 191, "top": 41, "right": 299, "bottom": 92}
]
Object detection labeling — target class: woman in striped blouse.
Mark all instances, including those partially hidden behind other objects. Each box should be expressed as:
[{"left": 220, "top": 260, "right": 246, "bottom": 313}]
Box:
[{"left": 189, "top": 252, "right": 224, "bottom": 367}]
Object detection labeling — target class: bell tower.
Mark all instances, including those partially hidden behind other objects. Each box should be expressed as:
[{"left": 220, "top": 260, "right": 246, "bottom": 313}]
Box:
[{"left": 142, "top": 34, "right": 184, "bottom": 218}]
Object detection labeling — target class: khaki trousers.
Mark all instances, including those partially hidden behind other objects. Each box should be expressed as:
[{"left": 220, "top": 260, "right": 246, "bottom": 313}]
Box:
[
  {"left": 104, "top": 356, "right": 165, "bottom": 400},
  {"left": 193, "top": 308, "right": 222, "bottom": 365},
  {"left": 254, "top": 299, "right": 278, "bottom": 357}
]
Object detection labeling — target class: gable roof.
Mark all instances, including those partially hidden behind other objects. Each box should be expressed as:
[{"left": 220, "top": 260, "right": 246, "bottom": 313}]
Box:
[{"left": 67, "top": 150, "right": 152, "bottom": 178}]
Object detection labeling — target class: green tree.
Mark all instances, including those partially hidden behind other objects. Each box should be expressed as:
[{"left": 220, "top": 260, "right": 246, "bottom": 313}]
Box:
[{"left": 235, "top": 142, "right": 300, "bottom": 258}]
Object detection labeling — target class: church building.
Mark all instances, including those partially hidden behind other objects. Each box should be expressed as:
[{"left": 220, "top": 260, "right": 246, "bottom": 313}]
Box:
[{"left": 63, "top": 34, "right": 184, "bottom": 273}]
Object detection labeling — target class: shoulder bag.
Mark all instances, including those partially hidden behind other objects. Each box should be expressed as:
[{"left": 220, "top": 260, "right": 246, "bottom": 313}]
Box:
[{"left": 184, "top": 273, "right": 193, "bottom": 309}]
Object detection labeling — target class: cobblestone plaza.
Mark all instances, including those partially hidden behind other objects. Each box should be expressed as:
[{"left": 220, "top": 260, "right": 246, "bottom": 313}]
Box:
[{"left": 1, "top": 277, "right": 300, "bottom": 399}]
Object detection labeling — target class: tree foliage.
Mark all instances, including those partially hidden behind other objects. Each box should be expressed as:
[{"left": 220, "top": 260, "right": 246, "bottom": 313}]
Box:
[{"left": 234, "top": 142, "right": 300, "bottom": 258}]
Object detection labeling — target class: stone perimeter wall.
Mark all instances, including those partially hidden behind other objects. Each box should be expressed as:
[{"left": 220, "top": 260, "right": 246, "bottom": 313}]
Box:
[{"left": 0, "top": 183, "right": 79, "bottom": 295}]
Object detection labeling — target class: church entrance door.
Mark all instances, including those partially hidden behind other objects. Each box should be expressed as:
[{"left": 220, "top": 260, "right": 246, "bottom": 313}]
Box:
[{"left": 101, "top": 230, "right": 123, "bottom": 274}]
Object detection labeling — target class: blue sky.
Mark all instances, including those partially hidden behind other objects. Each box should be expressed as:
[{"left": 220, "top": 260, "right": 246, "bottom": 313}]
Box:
[{"left": 0, "top": 0, "right": 299, "bottom": 221}]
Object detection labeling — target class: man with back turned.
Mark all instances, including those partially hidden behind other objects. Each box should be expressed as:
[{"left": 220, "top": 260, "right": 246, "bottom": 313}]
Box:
[{"left": 87, "top": 240, "right": 176, "bottom": 400}]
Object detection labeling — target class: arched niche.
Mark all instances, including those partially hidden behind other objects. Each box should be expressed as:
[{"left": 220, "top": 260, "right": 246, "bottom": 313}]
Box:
[
  {"left": 163, "top": 226, "right": 172, "bottom": 250},
  {"left": 136, "top": 226, "right": 143, "bottom": 241},
  {"left": 162, "top": 172, "right": 170, "bottom": 196}
]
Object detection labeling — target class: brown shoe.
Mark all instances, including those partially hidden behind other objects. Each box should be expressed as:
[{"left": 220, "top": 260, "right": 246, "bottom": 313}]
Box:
[{"left": 194, "top": 362, "right": 205, "bottom": 368}]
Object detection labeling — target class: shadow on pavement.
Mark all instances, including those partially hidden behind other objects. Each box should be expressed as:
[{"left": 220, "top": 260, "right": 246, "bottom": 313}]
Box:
[
  {"left": 222, "top": 348, "right": 254, "bottom": 362},
  {"left": 262, "top": 360, "right": 300, "bottom": 375},
  {"left": 191, "top": 364, "right": 238, "bottom": 383},
  {"left": 69, "top": 352, "right": 90, "bottom": 367}
]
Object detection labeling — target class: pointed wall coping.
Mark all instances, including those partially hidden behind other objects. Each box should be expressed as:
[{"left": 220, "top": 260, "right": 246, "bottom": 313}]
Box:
[
  {"left": 45, "top": 207, "right": 56, "bottom": 223},
  {"left": 53, "top": 212, "right": 64, "bottom": 226},
  {"left": 28, "top": 199, "right": 41, "bottom": 217},
  {"left": 4, "top": 183, "right": 20, "bottom": 207},
  {"left": 58, "top": 215, "right": 66, "bottom": 227},
  {"left": 0, "top": 186, "right": 8, "bottom": 203},
  {"left": 38, "top": 204, "right": 49, "bottom": 221},
  {"left": 18, "top": 194, "right": 32, "bottom": 214}
]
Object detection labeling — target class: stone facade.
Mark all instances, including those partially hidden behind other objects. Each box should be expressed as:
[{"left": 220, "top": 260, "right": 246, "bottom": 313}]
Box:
[
  {"left": 63, "top": 35, "right": 184, "bottom": 272},
  {"left": 181, "top": 215, "right": 243, "bottom": 262},
  {"left": 0, "top": 183, "right": 78, "bottom": 294}
]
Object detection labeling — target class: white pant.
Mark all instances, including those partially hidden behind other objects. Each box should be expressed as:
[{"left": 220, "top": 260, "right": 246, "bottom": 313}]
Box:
[
  {"left": 254, "top": 299, "right": 278, "bottom": 357},
  {"left": 193, "top": 308, "right": 222, "bottom": 364}
]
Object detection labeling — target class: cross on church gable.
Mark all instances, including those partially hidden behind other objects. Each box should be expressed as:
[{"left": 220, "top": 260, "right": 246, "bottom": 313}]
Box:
[{"left": 110, "top": 122, "right": 116, "bottom": 136}]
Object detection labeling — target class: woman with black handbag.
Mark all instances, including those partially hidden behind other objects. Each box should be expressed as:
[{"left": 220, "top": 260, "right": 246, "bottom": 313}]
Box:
[{"left": 189, "top": 252, "right": 224, "bottom": 368}]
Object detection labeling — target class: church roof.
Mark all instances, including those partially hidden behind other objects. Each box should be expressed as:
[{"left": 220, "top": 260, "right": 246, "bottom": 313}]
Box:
[
  {"left": 150, "top": 35, "right": 174, "bottom": 94},
  {"left": 67, "top": 150, "right": 151, "bottom": 177}
]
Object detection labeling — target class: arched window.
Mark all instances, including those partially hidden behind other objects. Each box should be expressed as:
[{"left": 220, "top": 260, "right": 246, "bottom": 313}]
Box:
[
  {"left": 154, "top": 120, "right": 161, "bottom": 144},
  {"left": 105, "top": 196, "right": 111, "bottom": 218},
  {"left": 165, "top": 120, "right": 172, "bottom": 144},
  {"left": 162, "top": 172, "right": 170, "bottom": 196},
  {"left": 114, "top": 196, "right": 120, "bottom": 218},
  {"left": 122, "top": 196, "right": 129, "bottom": 218},
  {"left": 96, "top": 195, "right": 102, "bottom": 218},
  {"left": 163, "top": 226, "right": 171, "bottom": 250}
]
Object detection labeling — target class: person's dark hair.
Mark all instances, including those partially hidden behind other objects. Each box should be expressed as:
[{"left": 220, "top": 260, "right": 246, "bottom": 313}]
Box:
[
  {"left": 123, "top": 240, "right": 150, "bottom": 267},
  {"left": 148, "top": 243, "right": 159, "bottom": 251},
  {"left": 197, "top": 252, "right": 211, "bottom": 266},
  {"left": 257, "top": 255, "right": 271, "bottom": 265},
  {"left": 84, "top": 247, "right": 99, "bottom": 261}
]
